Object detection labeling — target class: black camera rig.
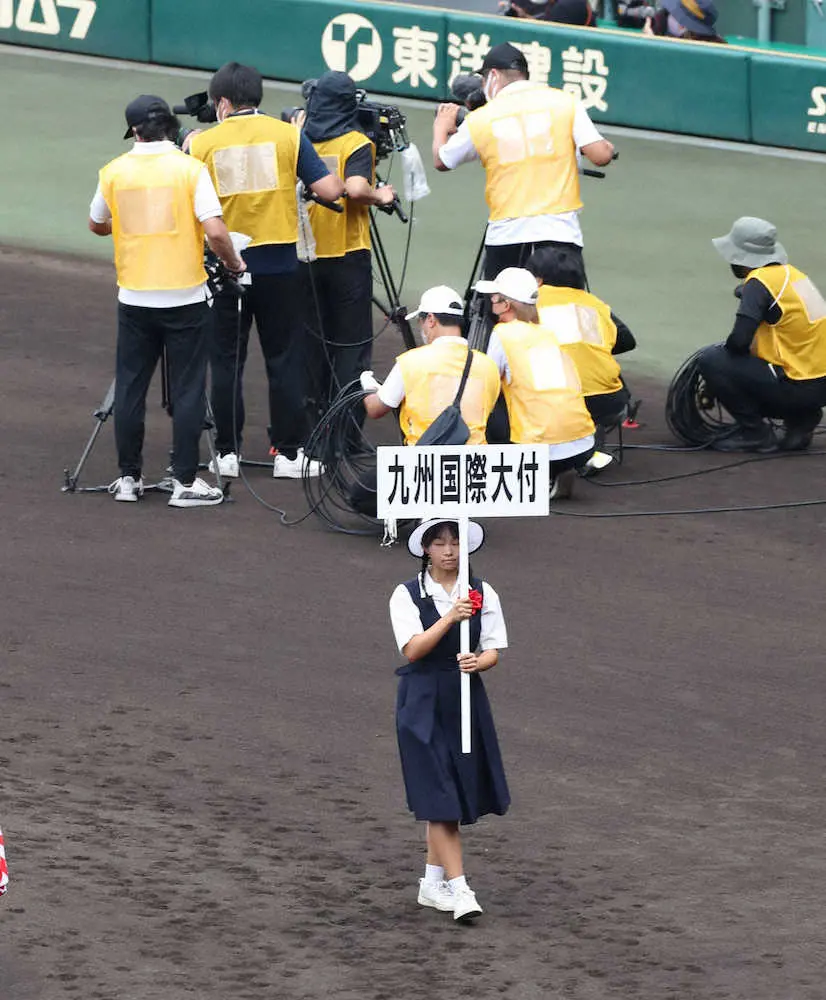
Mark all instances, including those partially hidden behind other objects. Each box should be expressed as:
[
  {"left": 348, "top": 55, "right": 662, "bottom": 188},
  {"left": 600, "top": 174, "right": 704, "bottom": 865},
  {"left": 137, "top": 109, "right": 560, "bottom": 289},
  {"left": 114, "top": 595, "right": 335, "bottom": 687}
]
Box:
[{"left": 282, "top": 81, "right": 410, "bottom": 162}]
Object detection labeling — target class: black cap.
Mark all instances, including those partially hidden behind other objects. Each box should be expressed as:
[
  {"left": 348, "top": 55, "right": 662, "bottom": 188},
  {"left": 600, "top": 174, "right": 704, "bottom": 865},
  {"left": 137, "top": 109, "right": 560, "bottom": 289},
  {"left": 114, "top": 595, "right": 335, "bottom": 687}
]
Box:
[
  {"left": 123, "top": 94, "right": 172, "bottom": 140},
  {"left": 480, "top": 43, "right": 529, "bottom": 76}
]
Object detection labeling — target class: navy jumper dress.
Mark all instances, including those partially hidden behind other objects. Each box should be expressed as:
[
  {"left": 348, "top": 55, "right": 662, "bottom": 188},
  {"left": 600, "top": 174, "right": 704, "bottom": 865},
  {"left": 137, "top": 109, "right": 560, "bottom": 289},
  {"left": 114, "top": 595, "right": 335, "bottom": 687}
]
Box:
[{"left": 395, "top": 576, "right": 510, "bottom": 825}]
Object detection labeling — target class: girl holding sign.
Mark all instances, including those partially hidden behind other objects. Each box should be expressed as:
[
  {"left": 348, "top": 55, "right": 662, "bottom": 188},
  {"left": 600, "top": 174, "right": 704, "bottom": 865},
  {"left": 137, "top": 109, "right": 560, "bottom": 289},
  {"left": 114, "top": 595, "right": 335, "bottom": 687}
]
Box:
[{"left": 389, "top": 518, "right": 510, "bottom": 922}]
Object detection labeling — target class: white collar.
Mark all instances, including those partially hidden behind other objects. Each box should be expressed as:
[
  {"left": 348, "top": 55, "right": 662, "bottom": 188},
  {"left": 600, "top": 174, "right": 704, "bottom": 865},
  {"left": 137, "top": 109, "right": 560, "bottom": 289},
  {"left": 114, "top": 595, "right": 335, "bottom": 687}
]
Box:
[
  {"left": 130, "top": 140, "right": 176, "bottom": 154},
  {"left": 419, "top": 569, "right": 460, "bottom": 600},
  {"left": 496, "top": 80, "right": 541, "bottom": 98}
]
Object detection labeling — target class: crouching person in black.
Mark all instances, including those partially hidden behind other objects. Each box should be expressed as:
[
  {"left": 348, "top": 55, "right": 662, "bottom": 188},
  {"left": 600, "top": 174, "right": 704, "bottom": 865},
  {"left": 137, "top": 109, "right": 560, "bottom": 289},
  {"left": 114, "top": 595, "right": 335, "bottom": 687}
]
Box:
[{"left": 698, "top": 217, "right": 826, "bottom": 452}]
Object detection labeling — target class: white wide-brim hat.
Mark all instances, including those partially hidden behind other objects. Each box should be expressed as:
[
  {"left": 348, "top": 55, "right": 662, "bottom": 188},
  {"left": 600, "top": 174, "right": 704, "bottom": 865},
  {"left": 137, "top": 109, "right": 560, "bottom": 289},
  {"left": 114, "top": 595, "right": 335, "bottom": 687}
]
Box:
[{"left": 407, "top": 518, "right": 485, "bottom": 558}]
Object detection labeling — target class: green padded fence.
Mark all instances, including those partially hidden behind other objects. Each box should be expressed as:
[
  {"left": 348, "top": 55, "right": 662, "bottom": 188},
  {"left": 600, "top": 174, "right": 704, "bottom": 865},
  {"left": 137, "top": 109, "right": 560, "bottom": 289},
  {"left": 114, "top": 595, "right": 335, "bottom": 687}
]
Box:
[{"left": 1, "top": 0, "right": 826, "bottom": 153}]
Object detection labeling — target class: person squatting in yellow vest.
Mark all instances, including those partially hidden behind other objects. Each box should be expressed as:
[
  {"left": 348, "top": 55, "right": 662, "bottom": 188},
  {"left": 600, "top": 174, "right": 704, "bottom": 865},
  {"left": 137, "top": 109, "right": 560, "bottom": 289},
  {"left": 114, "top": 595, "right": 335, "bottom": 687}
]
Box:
[
  {"left": 361, "top": 286, "right": 500, "bottom": 444},
  {"left": 189, "top": 63, "right": 344, "bottom": 480},
  {"left": 475, "top": 268, "right": 595, "bottom": 500},
  {"left": 299, "top": 72, "right": 397, "bottom": 420},
  {"left": 527, "top": 246, "right": 637, "bottom": 434},
  {"left": 89, "top": 94, "right": 246, "bottom": 508},
  {"left": 433, "top": 43, "right": 614, "bottom": 280},
  {"left": 697, "top": 217, "right": 826, "bottom": 452}
]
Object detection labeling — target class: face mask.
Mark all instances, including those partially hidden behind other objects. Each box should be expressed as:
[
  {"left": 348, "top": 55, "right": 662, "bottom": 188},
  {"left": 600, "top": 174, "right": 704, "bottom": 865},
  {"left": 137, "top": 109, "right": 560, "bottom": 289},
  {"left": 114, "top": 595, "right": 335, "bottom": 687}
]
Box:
[{"left": 483, "top": 72, "right": 498, "bottom": 103}]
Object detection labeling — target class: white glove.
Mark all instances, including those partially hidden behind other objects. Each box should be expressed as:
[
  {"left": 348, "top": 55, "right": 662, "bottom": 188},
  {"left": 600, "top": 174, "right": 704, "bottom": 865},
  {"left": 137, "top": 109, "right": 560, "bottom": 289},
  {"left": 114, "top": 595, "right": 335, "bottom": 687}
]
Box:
[{"left": 360, "top": 370, "right": 381, "bottom": 392}]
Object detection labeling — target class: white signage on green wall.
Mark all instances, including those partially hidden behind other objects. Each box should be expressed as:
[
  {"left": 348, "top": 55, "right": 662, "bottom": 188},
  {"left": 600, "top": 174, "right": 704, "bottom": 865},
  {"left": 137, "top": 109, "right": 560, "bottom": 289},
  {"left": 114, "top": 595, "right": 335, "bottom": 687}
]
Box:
[
  {"left": 0, "top": 0, "right": 96, "bottom": 38},
  {"left": 321, "top": 13, "right": 383, "bottom": 82}
]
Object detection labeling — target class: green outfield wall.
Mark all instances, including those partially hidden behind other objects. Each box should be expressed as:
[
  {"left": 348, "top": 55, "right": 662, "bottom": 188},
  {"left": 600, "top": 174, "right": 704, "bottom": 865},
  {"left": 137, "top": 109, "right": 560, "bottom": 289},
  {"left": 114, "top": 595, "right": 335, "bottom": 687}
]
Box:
[{"left": 2, "top": 0, "right": 826, "bottom": 151}]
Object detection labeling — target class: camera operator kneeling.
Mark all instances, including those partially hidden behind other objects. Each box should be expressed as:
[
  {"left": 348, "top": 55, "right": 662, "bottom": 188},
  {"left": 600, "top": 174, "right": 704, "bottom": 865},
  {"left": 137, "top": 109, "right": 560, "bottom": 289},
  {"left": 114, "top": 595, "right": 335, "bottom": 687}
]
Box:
[
  {"left": 361, "top": 287, "right": 500, "bottom": 444},
  {"left": 698, "top": 217, "right": 826, "bottom": 452},
  {"left": 88, "top": 96, "right": 246, "bottom": 508},
  {"left": 527, "top": 246, "right": 636, "bottom": 432},
  {"left": 475, "top": 268, "right": 595, "bottom": 499},
  {"left": 300, "top": 71, "right": 396, "bottom": 415}
]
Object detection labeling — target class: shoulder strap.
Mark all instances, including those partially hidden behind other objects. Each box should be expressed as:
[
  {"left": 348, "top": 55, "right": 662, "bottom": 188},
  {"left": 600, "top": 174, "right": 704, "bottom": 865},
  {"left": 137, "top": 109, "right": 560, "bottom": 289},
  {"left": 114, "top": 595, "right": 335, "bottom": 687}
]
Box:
[{"left": 452, "top": 345, "right": 474, "bottom": 408}]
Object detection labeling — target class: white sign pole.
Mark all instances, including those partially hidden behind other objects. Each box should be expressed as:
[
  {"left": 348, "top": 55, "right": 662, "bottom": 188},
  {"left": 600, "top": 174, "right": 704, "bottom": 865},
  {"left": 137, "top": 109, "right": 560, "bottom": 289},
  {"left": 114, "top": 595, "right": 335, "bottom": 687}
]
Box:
[{"left": 458, "top": 516, "right": 472, "bottom": 755}]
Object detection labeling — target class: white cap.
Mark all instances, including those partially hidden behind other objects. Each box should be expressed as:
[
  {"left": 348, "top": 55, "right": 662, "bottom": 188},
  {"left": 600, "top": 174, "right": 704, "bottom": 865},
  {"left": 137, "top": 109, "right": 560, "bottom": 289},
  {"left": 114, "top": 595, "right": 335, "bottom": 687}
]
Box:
[
  {"left": 474, "top": 267, "right": 539, "bottom": 305},
  {"left": 404, "top": 285, "right": 465, "bottom": 322}
]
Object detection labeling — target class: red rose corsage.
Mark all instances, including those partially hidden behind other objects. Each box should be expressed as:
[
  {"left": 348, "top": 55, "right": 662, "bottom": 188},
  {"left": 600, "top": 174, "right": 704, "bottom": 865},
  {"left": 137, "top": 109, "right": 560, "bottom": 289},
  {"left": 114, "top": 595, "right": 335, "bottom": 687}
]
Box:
[{"left": 468, "top": 589, "right": 483, "bottom": 615}]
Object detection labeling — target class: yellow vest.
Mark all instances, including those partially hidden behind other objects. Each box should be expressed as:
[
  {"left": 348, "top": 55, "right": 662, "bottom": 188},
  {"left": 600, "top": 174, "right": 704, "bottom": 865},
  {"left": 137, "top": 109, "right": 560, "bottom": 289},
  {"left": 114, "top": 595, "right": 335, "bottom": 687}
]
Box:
[
  {"left": 99, "top": 147, "right": 206, "bottom": 291},
  {"left": 190, "top": 113, "right": 299, "bottom": 246},
  {"left": 465, "top": 83, "right": 582, "bottom": 222},
  {"left": 309, "top": 131, "right": 373, "bottom": 258},
  {"left": 494, "top": 320, "right": 594, "bottom": 445},
  {"left": 397, "top": 339, "right": 501, "bottom": 446},
  {"left": 537, "top": 286, "right": 623, "bottom": 396},
  {"left": 750, "top": 264, "right": 826, "bottom": 380}
]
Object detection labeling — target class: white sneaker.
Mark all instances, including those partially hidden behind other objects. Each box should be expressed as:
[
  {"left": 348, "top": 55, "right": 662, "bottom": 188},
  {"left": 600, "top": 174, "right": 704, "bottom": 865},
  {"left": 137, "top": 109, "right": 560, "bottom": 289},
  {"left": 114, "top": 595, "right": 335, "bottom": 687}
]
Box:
[
  {"left": 584, "top": 450, "right": 614, "bottom": 474},
  {"left": 208, "top": 452, "right": 240, "bottom": 478},
  {"left": 167, "top": 477, "right": 224, "bottom": 508},
  {"left": 108, "top": 476, "right": 144, "bottom": 502},
  {"left": 417, "top": 879, "right": 455, "bottom": 912},
  {"left": 453, "top": 886, "right": 483, "bottom": 922},
  {"left": 272, "top": 448, "right": 324, "bottom": 479}
]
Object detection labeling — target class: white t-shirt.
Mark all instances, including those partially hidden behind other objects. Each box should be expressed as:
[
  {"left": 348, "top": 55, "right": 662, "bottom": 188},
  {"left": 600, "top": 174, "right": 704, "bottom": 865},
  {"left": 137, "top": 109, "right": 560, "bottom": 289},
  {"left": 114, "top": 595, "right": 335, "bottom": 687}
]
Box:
[
  {"left": 438, "top": 82, "right": 604, "bottom": 248},
  {"left": 89, "top": 140, "right": 223, "bottom": 308},
  {"left": 486, "top": 328, "right": 594, "bottom": 460},
  {"left": 389, "top": 571, "right": 508, "bottom": 655}
]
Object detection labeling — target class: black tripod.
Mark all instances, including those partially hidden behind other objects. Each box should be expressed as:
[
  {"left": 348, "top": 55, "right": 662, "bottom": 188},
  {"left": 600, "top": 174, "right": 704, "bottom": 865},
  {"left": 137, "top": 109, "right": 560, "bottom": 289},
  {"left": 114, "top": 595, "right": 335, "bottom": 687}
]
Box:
[
  {"left": 62, "top": 349, "right": 225, "bottom": 495},
  {"left": 370, "top": 172, "right": 416, "bottom": 351}
]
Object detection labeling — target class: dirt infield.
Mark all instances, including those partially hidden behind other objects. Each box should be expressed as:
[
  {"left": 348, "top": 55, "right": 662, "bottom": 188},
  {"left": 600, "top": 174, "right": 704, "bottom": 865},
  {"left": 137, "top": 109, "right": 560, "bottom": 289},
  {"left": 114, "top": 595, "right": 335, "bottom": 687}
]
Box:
[{"left": 1, "top": 247, "right": 825, "bottom": 1000}]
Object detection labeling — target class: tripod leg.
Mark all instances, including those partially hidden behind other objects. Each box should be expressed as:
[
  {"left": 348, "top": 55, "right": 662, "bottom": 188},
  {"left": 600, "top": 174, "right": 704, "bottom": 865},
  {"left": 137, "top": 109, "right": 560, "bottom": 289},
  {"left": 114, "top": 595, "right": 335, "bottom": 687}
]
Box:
[
  {"left": 63, "top": 379, "right": 116, "bottom": 492},
  {"left": 203, "top": 394, "right": 226, "bottom": 495}
]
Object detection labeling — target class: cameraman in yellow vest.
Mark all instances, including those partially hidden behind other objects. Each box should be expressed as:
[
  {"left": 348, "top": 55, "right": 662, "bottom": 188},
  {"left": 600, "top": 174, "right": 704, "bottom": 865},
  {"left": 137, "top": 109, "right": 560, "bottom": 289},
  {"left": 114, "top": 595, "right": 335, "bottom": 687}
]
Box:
[
  {"left": 433, "top": 43, "right": 614, "bottom": 280},
  {"left": 475, "top": 268, "right": 595, "bottom": 499},
  {"left": 361, "top": 286, "right": 500, "bottom": 445},
  {"left": 89, "top": 95, "right": 245, "bottom": 508},
  {"left": 300, "top": 72, "right": 396, "bottom": 416},
  {"left": 527, "top": 246, "right": 636, "bottom": 430},
  {"left": 189, "top": 63, "right": 344, "bottom": 479},
  {"left": 698, "top": 217, "right": 826, "bottom": 452}
]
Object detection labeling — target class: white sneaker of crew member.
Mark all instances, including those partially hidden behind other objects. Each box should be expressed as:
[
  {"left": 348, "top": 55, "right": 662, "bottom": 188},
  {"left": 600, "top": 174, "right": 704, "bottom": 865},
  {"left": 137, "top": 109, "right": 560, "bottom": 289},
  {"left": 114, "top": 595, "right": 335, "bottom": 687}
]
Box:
[
  {"left": 168, "top": 477, "right": 224, "bottom": 508},
  {"left": 272, "top": 448, "right": 324, "bottom": 479},
  {"left": 453, "top": 884, "right": 483, "bottom": 923},
  {"left": 417, "top": 878, "right": 455, "bottom": 912},
  {"left": 108, "top": 476, "right": 144, "bottom": 502},
  {"left": 584, "top": 450, "right": 613, "bottom": 473},
  {"left": 208, "top": 452, "right": 240, "bottom": 478}
]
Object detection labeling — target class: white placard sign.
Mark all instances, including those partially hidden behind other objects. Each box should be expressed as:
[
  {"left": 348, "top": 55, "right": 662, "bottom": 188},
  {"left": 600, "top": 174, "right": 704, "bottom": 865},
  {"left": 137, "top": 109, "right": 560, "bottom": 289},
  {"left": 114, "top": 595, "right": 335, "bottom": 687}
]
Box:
[
  {"left": 376, "top": 444, "right": 550, "bottom": 519},
  {"left": 378, "top": 445, "right": 549, "bottom": 755}
]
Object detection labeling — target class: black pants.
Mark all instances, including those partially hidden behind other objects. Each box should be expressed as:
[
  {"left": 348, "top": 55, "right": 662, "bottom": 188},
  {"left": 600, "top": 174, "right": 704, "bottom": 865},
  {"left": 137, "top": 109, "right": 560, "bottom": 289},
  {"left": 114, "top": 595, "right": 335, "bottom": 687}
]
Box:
[
  {"left": 300, "top": 250, "right": 373, "bottom": 413},
  {"left": 586, "top": 387, "right": 630, "bottom": 427},
  {"left": 115, "top": 301, "right": 209, "bottom": 485},
  {"left": 210, "top": 272, "right": 307, "bottom": 457},
  {"left": 697, "top": 345, "right": 826, "bottom": 432},
  {"left": 483, "top": 240, "right": 587, "bottom": 282}
]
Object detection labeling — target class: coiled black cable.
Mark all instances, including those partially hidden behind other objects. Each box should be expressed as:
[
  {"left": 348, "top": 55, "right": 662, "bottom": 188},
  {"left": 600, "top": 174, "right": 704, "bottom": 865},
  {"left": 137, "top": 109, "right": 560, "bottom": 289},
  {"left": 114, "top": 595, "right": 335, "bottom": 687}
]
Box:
[
  {"left": 665, "top": 345, "right": 737, "bottom": 446},
  {"left": 300, "top": 381, "right": 387, "bottom": 535}
]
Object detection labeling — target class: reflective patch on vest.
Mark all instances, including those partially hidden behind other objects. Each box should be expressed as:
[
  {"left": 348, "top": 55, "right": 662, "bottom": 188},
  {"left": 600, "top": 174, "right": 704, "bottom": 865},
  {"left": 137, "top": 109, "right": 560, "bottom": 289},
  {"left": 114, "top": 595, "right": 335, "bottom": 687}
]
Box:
[
  {"left": 490, "top": 110, "right": 554, "bottom": 165},
  {"left": 427, "top": 373, "right": 486, "bottom": 425},
  {"left": 793, "top": 277, "right": 826, "bottom": 323},
  {"left": 539, "top": 304, "right": 601, "bottom": 345},
  {"left": 527, "top": 345, "right": 569, "bottom": 391},
  {"left": 213, "top": 143, "right": 278, "bottom": 196},
  {"left": 115, "top": 186, "right": 177, "bottom": 236}
]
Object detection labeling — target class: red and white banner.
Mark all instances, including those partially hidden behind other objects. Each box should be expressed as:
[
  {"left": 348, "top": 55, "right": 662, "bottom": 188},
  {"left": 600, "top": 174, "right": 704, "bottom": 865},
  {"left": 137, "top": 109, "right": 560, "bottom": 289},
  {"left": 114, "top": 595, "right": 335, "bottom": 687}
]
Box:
[{"left": 0, "top": 825, "right": 8, "bottom": 896}]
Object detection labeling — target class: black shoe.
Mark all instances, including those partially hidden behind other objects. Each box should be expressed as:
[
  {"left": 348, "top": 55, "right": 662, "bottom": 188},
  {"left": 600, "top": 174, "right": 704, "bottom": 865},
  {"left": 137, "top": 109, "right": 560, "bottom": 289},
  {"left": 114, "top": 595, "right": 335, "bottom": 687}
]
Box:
[
  {"left": 779, "top": 426, "right": 815, "bottom": 452},
  {"left": 711, "top": 425, "right": 778, "bottom": 453}
]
